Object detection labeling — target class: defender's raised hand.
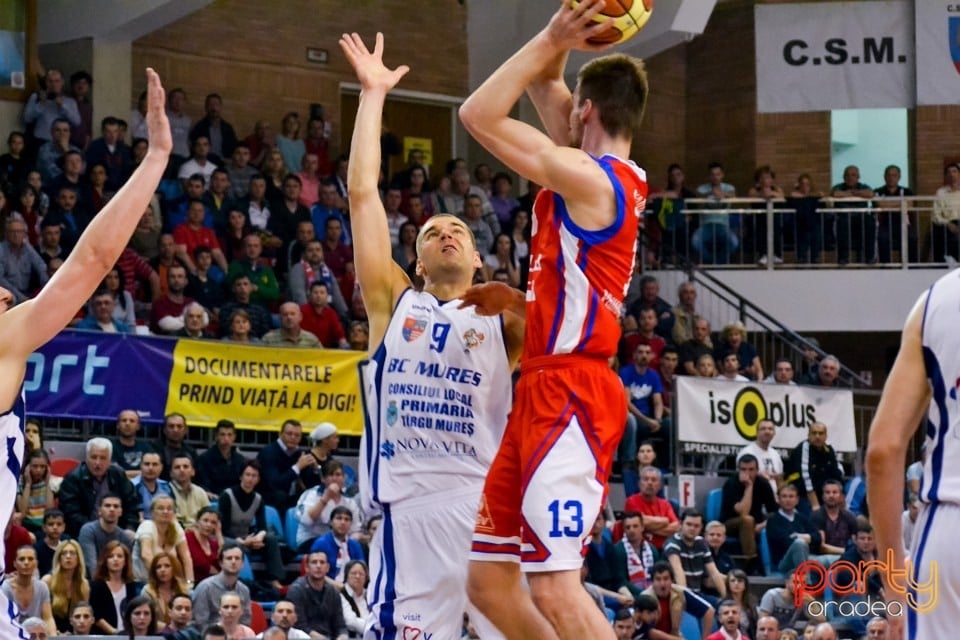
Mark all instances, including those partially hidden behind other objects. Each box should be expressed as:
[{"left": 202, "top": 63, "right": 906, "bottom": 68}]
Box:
[
  {"left": 144, "top": 68, "right": 172, "bottom": 157},
  {"left": 339, "top": 32, "right": 410, "bottom": 93}
]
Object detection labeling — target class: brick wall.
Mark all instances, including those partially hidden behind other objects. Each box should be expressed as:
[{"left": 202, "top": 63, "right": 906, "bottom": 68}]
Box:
[
  {"left": 634, "top": 45, "right": 686, "bottom": 188},
  {"left": 131, "top": 0, "right": 468, "bottom": 159}
]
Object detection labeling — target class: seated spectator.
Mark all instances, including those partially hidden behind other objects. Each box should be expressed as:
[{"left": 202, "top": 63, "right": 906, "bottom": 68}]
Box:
[
  {"left": 348, "top": 320, "right": 369, "bottom": 351},
  {"left": 41, "top": 540, "right": 89, "bottom": 634},
  {"left": 203, "top": 168, "right": 238, "bottom": 233},
  {"left": 157, "top": 413, "right": 199, "bottom": 481},
  {"left": 36, "top": 118, "right": 81, "bottom": 183},
  {"left": 736, "top": 420, "right": 783, "bottom": 498},
  {"left": 178, "top": 135, "right": 217, "bottom": 188},
  {"left": 809, "top": 479, "right": 858, "bottom": 560},
  {"left": 583, "top": 512, "right": 632, "bottom": 608},
  {"left": 122, "top": 594, "right": 158, "bottom": 639},
  {"left": 663, "top": 509, "right": 726, "bottom": 603},
  {"left": 631, "top": 593, "right": 659, "bottom": 640},
  {"left": 755, "top": 615, "right": 781, "bottom": 640},
  {"left": 619, "top": 343, "right": 665, "bottom": 474},
  {"left": 680, "top": 316, "right": 713, "bottom": 375},
  {"left": 110, "top": 409, "right": 155, "bottom": 479},
  {"left": 932, "top": 162, "right": 960, "bottom": 261},
  {"left": 150, "top": 264, "right": 194, "bottom": 335},
  {"left": 265, "top": 599, "right": 312, "bottom": 639},
  {"left": 309, "top": 506, "right": 365, "bottom": 586},
  {"left": 612, "top": 607, "right": 635, "bottom": 640},
  {"left": 160, "top": 594, "right": 196, "bottom": 637},
  {"left": 296, "top": 460, "right": 363, "bottom": 552},
  {"left": 725, "top": 570, "right": 759, "bottom": 638},
  {"left": 704, "top": 520, "right": 735, "bottom": 578},
  {"left": 132, "top": 452, "right": 174, "bottom": 518},
  {"left": 0, "top": 215, "right": 49, "bottom": 304},
  {"left": 287, "top": 551, "right": 349, "bottom": 640},
  {"left": 2, "top": 545, "right": 55, "bottom": 631},
  {"left": 302, "top": 422, "right": 343, "bottom": 490},
  {"left": 301, "top": 281, "right": 348, "bottom": 348},
  {"left": 33, "top": 508, "right": 66, "bottom": 577},
  {"left": 799, "top": 354, "right": 842, "bottom": 388},
  {"left": 759, "top": 570, "right": 823, "bottom": 632},
  {"left": 902, "top": 492, "right": 919, "bottom": 556},
  {"left": 140, "top": 551, "right": 189, "bottom": 627},
  {"left": 221, "top": 308, "right": 261, "bottom": 344},
  {"left": 340, "top": 560, "right": 369, "bottom": 639},
  {"left": 720, "top": 453, "right": 778, "bottom": 568},
  {"left": 77, "top": 288, "right": 134, "bottom": 333},
  {"left": 219, "top": 275, "right": 273, "bottom": 338},
  {"left": 640, "top": 561, "right": 714, "bottom": 639},
  {"left": 89, "top": 541, "right": 140, "bottom": 635},
  {"left": 765, "top": 484, "right": 824, "bottom": 574},
  {"left": 392, "top": 220, "right": 418, "bottom": 271},
  {"left": 227, "top": 233, "right": 279, "bottom": 306},
  {"left": 707, "top": 599, "right": 748, "bottom": 640},
  {"left": 784, "top": 422, "right": 843, "bottom": 514},
  {"left": 177, "top": 301, "right": 215, "bottom": 339},
  {"left": 613, "top": 511, "right": 659, "bottom": 598},
  {"left": 288, "top": 239, "right": 349, "bottom": 315},
  {"left": 765, "top": 357, "right": 797, "bottom": 385},
  {"left": 186, "top": 506, "right": 223, "bottom": 583},
  {"left": 59, "top": 438, "right": 140, "bottom": 538},
  {"left": 218, "top": 460, "right": 285, "bottom": 591},
  {"left": 715, "top": 321, "right": 763, "bottom": 381},
  {"left": 217, "top": 591, "right": 255, "bottom": 639},
  {"left": 263, "top": 301, "right": 321, "bottom": 347},
  {"left": 132, "top": 495, "right": 194, "bottom": 586},
  {"left": 716, "top": 351, "right": 750, "bottom": 382},
  {"left": 623, "top": 467, "right": 679, "bottom": 550},
  {"left": 483, "top": 233, "right": 520, "bottom": 287},
  {"left": 228, "top": 144, "right": 258, "bottom": 200},
  {"left": 78, "top": 494, "right": 135, "bottom": 580},
  {"left": 256, "top": 419, "right": 316, "bottom": 512},
  {"left": 196, "top": 419, "right": 247, "bottom": 498},
  {"left": 87, "top": 266, "right": 136, "bottom": 328},
  {"left": 67, "top": 601, "right": 95, "bottom": 636},
  {"left": 191, "top": 543, "right": 251, "bottom": 628},
  {"left": 458, "top": 194, "right": 494, "bottom": 254},
  {"left": 696, "top": 353, "right": 718, "bottom": 377},
  {"left": 17, "top": 450, "right": 57, "bottom": 533},
  {"left": 173, "top": 199, "right": 229, "bottom": 273},
  {"left": 828, "top": 523, "right": 882, "bottom": 638},
  {"left": 169, "top": 453, "right": 211, "bottom": 528},
  {"left": 864, "top": 617, "right": 888, "bottom": 639}
]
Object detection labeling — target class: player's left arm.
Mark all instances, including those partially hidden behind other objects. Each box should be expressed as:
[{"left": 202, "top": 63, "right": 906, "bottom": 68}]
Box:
[{"left": 0, "top": 69, "right": 171, "bottom": 358}]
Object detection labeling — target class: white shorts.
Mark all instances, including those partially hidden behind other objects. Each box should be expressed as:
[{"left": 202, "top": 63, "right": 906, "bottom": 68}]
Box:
[
  {"left": 365, "top": 486, "right": 503, "bottom": 640},
  {"left": 907, "top": 502, "right": 960, "bottom": 639}
]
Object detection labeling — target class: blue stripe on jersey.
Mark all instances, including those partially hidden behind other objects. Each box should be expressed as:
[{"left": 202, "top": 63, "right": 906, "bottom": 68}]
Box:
[
  {"left": 545, "top": 197, "right": 567, "bottom": 355},
  {"left": 556, "top": 157, "right": 626, "bottom": 245},
  {"left": 378, "top": 505, "right": 398, "bottom": 640},
  {"left": 907, "top": 502, "right": 939, "bottom": 640},
  {"left": 577, "top": 289, "right": 600, "bottom": 354},
  {"left": 498, "top": 313, "right": 509, "bottom": 361},
  {"left": 922, "top": 346, "right": 950, "bottom": 502},
  {"left": 367, "top": 344, "right": 388, "bottom": 507}
]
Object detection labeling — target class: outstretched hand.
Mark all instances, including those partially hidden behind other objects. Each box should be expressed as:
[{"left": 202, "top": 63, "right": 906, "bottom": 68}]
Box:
[
  {"left": 339, "top": 32, "right": 410, "bottom": 93},
  {"left": 458, "top": 281, "right": 523, "bottom": 316},
  {"left": 144, "top": 68, "right": 172, "bottom": 157},
  {"left": 545, "top": 0, "right": 616, "bottom": 52}
]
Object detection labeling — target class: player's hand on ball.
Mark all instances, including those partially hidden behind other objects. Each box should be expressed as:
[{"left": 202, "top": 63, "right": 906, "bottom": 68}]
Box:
[
  {"left": 459, "top": 282, "right": 516, "bottom": 316},
  {"left": 545, "top": 0, "right": 615, "bottom": 51},
  {"left": 339, "top": 32, "right": 410, "bottom": 93}
]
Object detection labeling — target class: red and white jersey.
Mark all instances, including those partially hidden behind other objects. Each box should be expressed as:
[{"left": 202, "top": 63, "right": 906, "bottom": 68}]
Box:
[{"left": 523, "top": 154, "right": 646, "bottom": 360}]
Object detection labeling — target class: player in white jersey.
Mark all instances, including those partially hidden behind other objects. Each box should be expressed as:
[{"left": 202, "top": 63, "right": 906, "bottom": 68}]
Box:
[
  {"left": 866, "top": 269, "right": 960, "bottom": 640},
  {"left": 339, "top": 33, "right": 524, "bottom": 640},
  {"left": 0, "top": 69, "right": 170, "bottom": 639}
]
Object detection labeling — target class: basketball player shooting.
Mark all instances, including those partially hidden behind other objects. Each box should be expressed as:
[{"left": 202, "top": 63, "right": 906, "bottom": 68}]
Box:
[
  {"left": 458, "top": 1, "right": 650, "bottom": 638},
  {"left": 0, "top": 69, "right": 170, "bottom": 637}
]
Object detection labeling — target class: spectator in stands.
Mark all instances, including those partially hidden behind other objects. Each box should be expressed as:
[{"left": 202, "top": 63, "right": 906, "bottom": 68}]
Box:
[
  {"left": 191, "top": 93, "right": 237, "bottom": 160},
  {"left": 483, "top": 233, "right": 520, "bottom": 288},
  {"left": 736, "top": 420, "right": 783, "bottom": 498},
  {"left": 131, "top": 452, "right": 174, "bottom": 518},
  {"left": 0, "top": 131, "right": 28, "bottom": 190},
  {"left": 758, "top": 570, "right": 819, "bottom": 631},
  {"left": 864, "top": 617, "right": 888, "bottom": 639},
  {"left": 339, "top": 561, "right": 368, "bottom": 639},
  {"left": 716, "top": 351, "right": 749, "bottom": 382},
  {"left": 186, "top": 506, "right": 222, "bottom": 583},
  {"left": 749, "top": 165, "right": 787, "bottom": 267},
  {"left": 715, "top": 321, "right": 763, "bottom": 381},
  {"left": 174, "top": 200, "right": 228, "bottom": 273},
  {"left": 90, "top": 267, "right": 135, "bottom": 329},
  {"left": 157, "top": 413, "right": 199, "bottom": 480},
  {"left": 827, "top": 522, "right": 881, "bottom": 638},
  {"left": 170, "top": 453, "right": 211, "bottom": 528},
  {"left": 704, "top": 520, "right": 735, "bottom": 578},
  {"left": 696, "top": 353, "right": 718, "bottom": 378},
  {"left": 59, "top": 438, "right": 140, "bottom": 537},
  {"left": 765, "top": 484, "right": 824, "bottom": 574},
  {"left": 216, "top": 592, "right": 255, "bottom": 639},
  {"left": 755, "top": 615, "right": 780, "bottom": 640},
  {"left": 809, "top": 479, "right": 858, "bottom": 561},
  {"left": 132, "top": 495, "right": 194, "bottom": 586},
  {"left": 707, "top": 599, "right": 746, "bottom": 640},
  {"left": 68, "top": 601, "right": 95, "bottom": 636},
  {"left": 301, "top": 281, "right": 348, "bottom": 348},
  {"left": 78, "top": 494, "right": 134, "bottom": 579},
  {"left": 176, "top": 301, "right": 214, "bottom": 340},
  {"left": 289, "top": 239, "right": 348, "bottom": 314},
  {"left": 459, "top": 193, "right": 495, "bottom": 255},
  {"left": 269, "top": 174, "right": 312, "bottom": 247},
  {"left": 348, "top": 320, "right": 369, "bottom": 351},
  {"left": 178, "top": 135, "right": 217, "bottom": 188},
  {"left": 873, "top": 164, "right": 917, "bottom": 264},
  {"left": 582, "top": 512, "right": 633, "bottom": 612},
  {"left": 197, "top": 420, "right": 246, "bottom": 498},
  {"left": 765, "top": 357, "right": 796, "bottom": 385},
  {"left": 42, "top": 539, "right": 88, "bottom": 634},
  {"left": 44, "top": 186, "right": 91, "bottom": 251},
  {"left": 932, "top": 162, "right": 960, "bottom": 262},
  {"left": 635, "top": 308, "right": 667, "bottom": 369},
  {"left": 89, "top": 541, "right": 138, "bottom": 635},
  {"left": 161, "top": 594, "right": 196, "bottom": 637},
  {"left": 257, "top": 419, "right": 316, "bottom": 512},
  {"left": 3, "top": 545, "right": 54, "bottom": 631},
  {"left": 287, "top": 551, "right": 349, "bottom": 640},
  {"left": 902, "top": 492, "right": 919, "bottom": 556},
  {"left": 149, "top": 234, "right": 188, "bottom": 297},
  {"left": 203, "top": 168, "right": 237, "bottom": 233},
  {"left": 614, "top": 511, "right": 659, "bottom": 598},
  {"left": 784, "top": 422, "right": 843, "bottom": 513},
  {"left": 322, "top": 217, "right": 354, "bottom": 285},
  {"left": 830, "top": 165, "right": 875, "bottom": 265},
  {"left": 297, "top": 153, "right": 323, "bottom": 208},
  {"left": 32, "top": 508, "right": 63, "bottom": 577},
  {"left": 165, "top": 88, "right": 191, "bottom": 159},
  {"left": 725, "top": 570, "right": 759, "bottom": 638},
  {"left": 276, "top": 112, "right": 305, "bottom": 174},
  {"left": 36, "top": 218, "right": 66, "bottom": 266},
  {"left": 76, "top": 288, "right": 133, "bottom": 333},
  {"left": 264, "top": 599, "right": 311, "bottom": 639},
  {"left": 167, "top": 175, "right": 212, "bottom": 232},
  {"left": 313, "top": 182, "right": 351, "bottom": 245},
  {"left": 218, "top": 460, "right": 285, "bottom": 591},
  {"left": 192, "top": 543, "right": 251, "bottom": 628},
  {"left": 35, "top": 118, "right": 80, "bottom": 183},
  {"left": 45, "top": 148, "right": 84, "bottom": 201},
  {"left": 620, "top": 343, "right": 665, "bottom": 471},
  {"left": 150, "top": 264, "right": 194, "bottom": 335},
  {"left": 227, "top": 144, "right": 257, "bottom": 200},
  {"left": 227, "top": 233, "right": 279, "bottom": 306},
  {"left": 85, "top": 116, "right": 131, "bottom": 190},
  {"left": 219, "top": 275, "right": 272, "bottom": 339},
  {"left": 309, "top": 505, "right": 365, "bottom": 585},
  {"left": 17, "top": 451, "right": 56, "bottom": 534},
  {"left": 295, "top": 460, "right": 362, "bottom": 552},
  {"left": 0, "top": 216, "right": 48, "bottom": 303},
  {"left": 641, "top": 561, "right": 714, "bottom": 640},
  {"left": 800, "top": 354, "right": 842, "bottom": 388},
  {"left": 681, "top": 317, "right": 714, "bottom": 375},
  {"left": 122, "top": 594, "right": 158, "bottom": 639},
  {"left": 141, "top": 551, "right": 188, "bottom": 627},
  {"left": 263, "top": 301, "right": 321, "bottom": 347},
  {"left": 623, "top": 467, "right": 679, "bottom": 550},
  {"left": 811, "top": 623, "right": 838, "bottom": 640},
  {"left": 664, "top": 509, "right": 726, "bottom": 602}
]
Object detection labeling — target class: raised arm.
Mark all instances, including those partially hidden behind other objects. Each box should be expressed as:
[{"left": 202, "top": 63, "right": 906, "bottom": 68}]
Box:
[
  {"left": 0, "top": 69, "right": 171, "bottom": 358},
  {"left": 339, "top": 33, "right": 412, "bottom": 351},
  {"left": 526, "top": 49, "right": 574, "bottom": 146}
]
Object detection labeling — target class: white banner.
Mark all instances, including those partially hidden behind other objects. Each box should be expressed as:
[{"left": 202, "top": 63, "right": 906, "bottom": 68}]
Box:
[
  {"left": 915, "top": 2, "right": 960, "bottom": 105},
  {"left": 675, "top": 377, "right": 857, "bottom": 453},
  {"left": 755, "top": 1, "right": 915, "bottom": 113}
]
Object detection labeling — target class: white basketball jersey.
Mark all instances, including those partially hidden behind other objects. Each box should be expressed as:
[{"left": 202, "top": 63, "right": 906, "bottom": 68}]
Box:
[
  {"left": 920, "top": 270, "right": 960, "bottom": 505},
  {"left": 0, "top": 390, "right": 25, "bottom": 568},
  {"left": 359, "top": 289, "right": 512, "bottom": 511}
]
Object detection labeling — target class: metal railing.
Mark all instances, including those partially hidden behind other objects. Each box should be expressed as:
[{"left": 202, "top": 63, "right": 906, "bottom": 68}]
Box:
[{"left": 647, "top": 195, "right": 954, "bottom": 269}]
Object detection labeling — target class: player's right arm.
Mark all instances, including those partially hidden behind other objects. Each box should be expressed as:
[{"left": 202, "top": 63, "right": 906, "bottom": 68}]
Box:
[
  {"left": 339, "top": 33, "right": 412, "bottom": 351},
  {"left": 866, "top": 292, "right": 930, "bottom": 640},
  {"left": 526, "top": 49, "right": 574, "bottom": 146}
]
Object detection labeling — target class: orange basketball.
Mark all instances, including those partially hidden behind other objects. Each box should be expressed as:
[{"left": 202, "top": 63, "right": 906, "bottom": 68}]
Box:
[{"left": 571, "top": 0, "right": 655, "bottom": 46}]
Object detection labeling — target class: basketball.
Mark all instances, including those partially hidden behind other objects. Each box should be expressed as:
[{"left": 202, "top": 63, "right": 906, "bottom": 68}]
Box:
[{"left": 572, "top": 0, "right": 654, "bottom": 46}]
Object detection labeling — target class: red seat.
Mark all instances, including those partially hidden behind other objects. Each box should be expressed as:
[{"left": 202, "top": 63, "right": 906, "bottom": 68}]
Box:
[
  {"left": 50, "top": 458, "right": 80, "bottom": 477},
  {"left": 250, "top": 601, "right": 268, "bottom": 634}
]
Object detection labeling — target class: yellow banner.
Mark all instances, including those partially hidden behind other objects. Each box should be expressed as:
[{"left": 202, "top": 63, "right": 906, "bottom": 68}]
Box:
[
  {"left": 402, "top": 136, "right": 433, "bottom": 167},
  {"left": 165, "top": 341, "right": 365, "bottom": 434}
]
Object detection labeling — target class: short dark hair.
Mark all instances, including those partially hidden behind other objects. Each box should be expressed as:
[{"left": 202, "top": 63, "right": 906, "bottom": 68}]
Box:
[
  {"left": 202, "top": 623, "right": 228, "bottom": 640},
  {"left": 242, "top": 459, "right": 261, "bottom": 475},
  {"left": 856, "top": 522, "right": 874, "bottom": 536},
  {"left": 635, "top": 593, "right": 659, "bottom": 612},
  {"left": 70, "top": 70, "right": 92, "bottom": 85},
  {"left": 576, "top": 54, "right": 649, "bottom": 138},
  {"left": 680, "top": 508, "right": 703, "bottom": 523},
  {"left": 738, "top": 454, "right": 759, "bottom": 468},
  {"left": 218, "top": 542, "right": 242, "bottom": 562},
  {"left": 330, "top": 505, "right": 353, "bottom": 521},
  {"left": 100, "top": 116, "right": 120, "bottom": 129},
  {"left": 42, "top": 508, "right": 64, "bottom": 524},
  {"left": 215, "top": 419, "right": 235, "bottom": 432},
  {"left": 322, "top": 459, "right": 343, "bottom": 477},
  {"left": 98, "top": 492, "right": 121, "bottom": 507},
  {"left": 708, "top": 162, "right": 724, "bottom": 171},
  {"left": 621, "top": 510, "right": 644, "bottom": 525},
  {"left": 613, "top": 608, "right": 633, "bottom": 622},
  {"left": 651, "top": 560, "right": 674, "bottom": 580}
]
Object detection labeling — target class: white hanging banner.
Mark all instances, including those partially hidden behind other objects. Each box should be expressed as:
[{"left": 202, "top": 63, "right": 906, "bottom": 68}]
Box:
[
  {"left": 755, "top": 1, "right": 915, "bottom": 113},
  {"left": 915, "top": 2, "right": 960, "bottom": 106}
]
